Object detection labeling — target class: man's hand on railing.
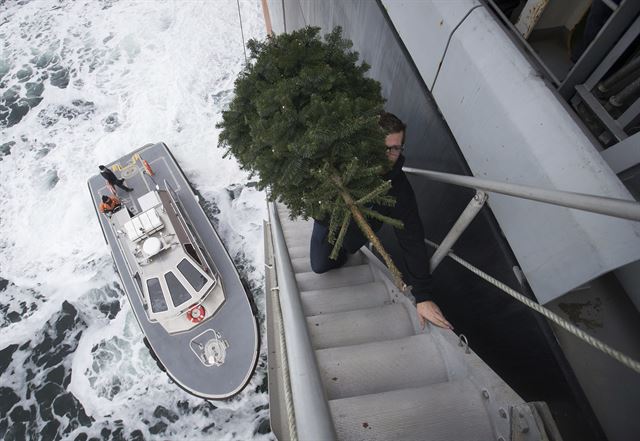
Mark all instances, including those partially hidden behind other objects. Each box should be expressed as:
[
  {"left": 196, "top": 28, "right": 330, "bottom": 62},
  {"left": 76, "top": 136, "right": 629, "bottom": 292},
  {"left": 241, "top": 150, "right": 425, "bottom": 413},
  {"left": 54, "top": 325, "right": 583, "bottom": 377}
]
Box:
[{"left": 417, "top": 300, "right": 453, "bottom": 330}]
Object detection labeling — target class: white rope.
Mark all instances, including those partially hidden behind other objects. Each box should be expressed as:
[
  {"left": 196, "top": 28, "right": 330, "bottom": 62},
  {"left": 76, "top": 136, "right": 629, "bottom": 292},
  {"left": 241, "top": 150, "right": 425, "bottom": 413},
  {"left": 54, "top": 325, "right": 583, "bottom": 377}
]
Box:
[
  {"left": 425, "top": 239, "right": 640, "bottom": 375},
  {"left": 272, "top": 287, "right": 298, "bottom": 441}
]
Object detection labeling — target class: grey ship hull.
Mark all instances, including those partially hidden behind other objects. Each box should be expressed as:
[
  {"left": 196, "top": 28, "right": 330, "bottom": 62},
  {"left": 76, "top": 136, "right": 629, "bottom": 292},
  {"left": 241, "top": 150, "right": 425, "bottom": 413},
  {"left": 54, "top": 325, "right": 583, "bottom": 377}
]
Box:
[{"left": 87, "top": 142, "right": 259, "bottom": 399}]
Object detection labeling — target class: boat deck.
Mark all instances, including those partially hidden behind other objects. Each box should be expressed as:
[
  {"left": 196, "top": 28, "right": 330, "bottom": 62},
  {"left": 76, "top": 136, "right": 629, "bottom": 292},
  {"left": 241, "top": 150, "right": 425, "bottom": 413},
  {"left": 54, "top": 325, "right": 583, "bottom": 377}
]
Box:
[{"left": 88, "top": 142, "right": 258, "bottom": 399}]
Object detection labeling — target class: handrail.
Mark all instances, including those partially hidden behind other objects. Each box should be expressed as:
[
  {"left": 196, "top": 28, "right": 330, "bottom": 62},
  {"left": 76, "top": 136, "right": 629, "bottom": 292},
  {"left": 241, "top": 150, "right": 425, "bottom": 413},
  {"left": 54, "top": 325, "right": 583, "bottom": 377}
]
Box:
[
  {"left": 403, "top": 167, "right": 640, "bottom": 221},
  {"left": 267, "top": 202, "right": 337, "bottom": 441},
  {"left": 402, "top": 166, "right": 640, "bottom": 373},
  {"left": 424, "top": 237, "right": 640, "bottom": 375}
]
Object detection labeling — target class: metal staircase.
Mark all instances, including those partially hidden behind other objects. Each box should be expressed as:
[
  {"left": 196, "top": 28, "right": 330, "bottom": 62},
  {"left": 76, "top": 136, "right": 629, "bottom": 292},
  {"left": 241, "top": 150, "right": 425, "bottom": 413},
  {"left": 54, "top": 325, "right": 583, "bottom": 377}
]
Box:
[{"left": 265, "top": 202, "right": 560, "bottom": 441}]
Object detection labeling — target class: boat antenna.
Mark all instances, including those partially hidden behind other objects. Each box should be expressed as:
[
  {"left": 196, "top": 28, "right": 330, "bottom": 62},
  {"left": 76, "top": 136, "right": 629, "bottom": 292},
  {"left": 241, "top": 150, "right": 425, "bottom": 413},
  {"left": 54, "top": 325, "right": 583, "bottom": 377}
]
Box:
[{"left": 236, "top": 0, "right": 248, "bottom": 64}]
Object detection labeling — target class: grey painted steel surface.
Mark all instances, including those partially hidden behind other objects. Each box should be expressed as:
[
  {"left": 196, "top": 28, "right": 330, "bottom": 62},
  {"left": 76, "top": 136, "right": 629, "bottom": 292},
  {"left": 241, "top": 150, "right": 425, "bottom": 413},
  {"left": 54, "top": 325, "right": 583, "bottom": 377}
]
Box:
[
  {"left": 583, "top": 14, "right": 640, "bottom": 93},
  {"left": 329, "top": 380, "right": 495, "bottom": 441},
  {"left": 599, "top": 132, "right": 640, "bottom": 174},
  {"left": 404, "top": 167, "right": 640, "bottom": 221},
  {"left": 267, "top": 202, "right": 337, "bottom": 441},
  {"left": 619, "top": 96, "right": 640, "bottom": 128},
  {"left": 307, "top": 304, "right": 414, "bottom": 350},
  {"left": 575, "top": 85, "right": 628, "bottom": 141},
  {"left": 270, "top": 0, "right": 640, "bottom": 306},
  {"left": 559, "top": 0, "right": 640, "bottom": 99},
  {"left": 300, "top": 281, "right": 387, "bottom": 316},
  {"left": 384, "top": 0, "right": 640, "bottom": 304},
  {"left": 316, "top": 334, "right": 449, "bottom": 400},
  {"left": 263, "top": 2, "right": 593, "bottom": 439},
  {"left": 265, "top": 202, "right": 556, "bottom": 440},
  {"left": 87, "top": 143, "right": 258, "bottom": 399}
]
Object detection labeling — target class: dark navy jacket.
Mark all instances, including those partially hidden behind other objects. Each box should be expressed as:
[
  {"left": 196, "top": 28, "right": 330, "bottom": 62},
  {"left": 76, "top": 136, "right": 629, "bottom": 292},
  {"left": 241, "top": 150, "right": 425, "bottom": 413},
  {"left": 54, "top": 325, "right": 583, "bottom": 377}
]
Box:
[{"left": 319, "top": 155, "right": 433, "bottom": 303}]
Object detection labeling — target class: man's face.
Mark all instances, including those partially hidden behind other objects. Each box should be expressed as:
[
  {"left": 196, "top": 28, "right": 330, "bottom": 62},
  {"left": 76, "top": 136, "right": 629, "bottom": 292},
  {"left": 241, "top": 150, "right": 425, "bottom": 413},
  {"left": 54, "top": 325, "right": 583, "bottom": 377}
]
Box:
[{"left": 385, "top": 131, "right": 404, "bottom": 164}]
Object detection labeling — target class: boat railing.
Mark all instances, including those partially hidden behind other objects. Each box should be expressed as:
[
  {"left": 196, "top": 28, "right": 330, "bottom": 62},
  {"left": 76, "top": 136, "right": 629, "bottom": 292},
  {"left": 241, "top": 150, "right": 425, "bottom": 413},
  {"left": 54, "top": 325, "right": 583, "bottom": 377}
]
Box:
[
  {"left": 267, "top": 201, "right": 337, "bottom": 441},
  {"left": 164, "top": 180, "right": 213, "bottom": 273},
  {"left": 403, "top": 166, "right": 640, "bottom": 375}
]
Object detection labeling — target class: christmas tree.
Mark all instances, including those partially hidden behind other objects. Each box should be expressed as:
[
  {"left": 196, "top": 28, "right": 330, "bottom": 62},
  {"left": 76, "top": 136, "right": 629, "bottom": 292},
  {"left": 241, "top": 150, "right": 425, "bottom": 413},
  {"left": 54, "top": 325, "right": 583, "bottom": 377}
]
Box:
[{"left": 217, "top": 26, "right": 405, "bottom": 288}]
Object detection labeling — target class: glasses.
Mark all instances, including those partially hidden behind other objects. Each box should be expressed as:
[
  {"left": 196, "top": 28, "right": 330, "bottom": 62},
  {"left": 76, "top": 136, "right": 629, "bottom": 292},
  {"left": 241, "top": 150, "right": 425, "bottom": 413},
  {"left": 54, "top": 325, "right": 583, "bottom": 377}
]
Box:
[{"left": 386, "top": 144, "right": 404, "bottom": 153}]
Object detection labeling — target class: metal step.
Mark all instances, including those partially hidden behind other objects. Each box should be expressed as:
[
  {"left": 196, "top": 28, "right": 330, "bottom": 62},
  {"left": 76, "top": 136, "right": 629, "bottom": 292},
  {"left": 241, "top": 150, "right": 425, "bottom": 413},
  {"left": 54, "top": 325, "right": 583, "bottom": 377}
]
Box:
[
  {"left": 292, "top": 252, "right": 364, "bottom": 274},
  {"left": 282, "top": 228, "right": 313, "bottom": 242},
  {"left": 276, "top": 206, "right": 297, "bottom": 222},
  {"left": 278, "top": 216, "right": 308, "bottom": 230},
  {"left": 301, "top": 281, "right": 389, "bottom": 316},
  {"left": 281, "top": 217, "right": 312, "bottom": 229},
  {"left": 307, "top": 303, "right": 414, "bottom": 350},
  {"left": 329, "top": 379, "right": 494, "bottom": 441},
  {"left": 296, "top": 265, "right": 373, "bottom": 291},
  {"left": 287, "top": 245, "right": 309, "bottom": 260},
  {"left": 317, "top": 334, "right": 449, "bottom": 400},
  {"left": 267, "top": 202, "right": 539, "bottom": 441},
  {"left": 283, "top": 231, "right": 312, "bottom": 248}
]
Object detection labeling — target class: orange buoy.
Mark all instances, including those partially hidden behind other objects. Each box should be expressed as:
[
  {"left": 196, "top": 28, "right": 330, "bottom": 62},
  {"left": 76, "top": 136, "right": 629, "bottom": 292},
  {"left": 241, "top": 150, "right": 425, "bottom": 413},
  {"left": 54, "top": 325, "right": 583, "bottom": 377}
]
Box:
[
  {"left": 187, "top": 304, "right": 205, "bottom": 323},
  {"left": 143, "top": 159, "right": 154, "bottom": 176}
]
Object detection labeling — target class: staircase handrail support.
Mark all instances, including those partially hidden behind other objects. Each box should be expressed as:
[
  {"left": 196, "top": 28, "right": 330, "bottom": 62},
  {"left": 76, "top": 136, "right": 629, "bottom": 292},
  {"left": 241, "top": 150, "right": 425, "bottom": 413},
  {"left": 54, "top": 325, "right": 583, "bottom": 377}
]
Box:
[
  {"left": 402, "top": 166, "right": 640, "bottom": 374},
  {"left": 267, "top": 202, "right": 337, "bottom": 441}
]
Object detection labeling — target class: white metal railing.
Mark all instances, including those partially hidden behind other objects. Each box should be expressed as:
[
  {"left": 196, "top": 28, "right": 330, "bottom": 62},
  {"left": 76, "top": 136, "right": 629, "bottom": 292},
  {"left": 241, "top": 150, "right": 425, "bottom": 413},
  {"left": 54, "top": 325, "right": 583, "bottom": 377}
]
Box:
[
  {"left": 403, "top": 167, "right": 640, "bottom": 221},
  {"left": 405, "top": 166, "right": 640, "bottom": 374},
  {"left": 267, "top": 202, "right": 337, "bottom": 441}
]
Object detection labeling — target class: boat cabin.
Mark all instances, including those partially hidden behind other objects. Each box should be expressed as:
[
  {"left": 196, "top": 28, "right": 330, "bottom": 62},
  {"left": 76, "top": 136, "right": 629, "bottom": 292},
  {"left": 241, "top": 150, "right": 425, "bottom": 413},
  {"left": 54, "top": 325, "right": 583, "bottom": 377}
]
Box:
[{"left": 109, "top": 189, "right": 225, "bottom": 334}]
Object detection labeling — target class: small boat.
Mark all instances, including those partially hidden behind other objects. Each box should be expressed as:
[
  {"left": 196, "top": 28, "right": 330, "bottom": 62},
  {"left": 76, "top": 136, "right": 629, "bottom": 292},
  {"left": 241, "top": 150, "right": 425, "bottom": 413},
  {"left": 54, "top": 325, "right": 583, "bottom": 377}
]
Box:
[{"left": 87, "top": 142, "right": 259, "bottom": 399}]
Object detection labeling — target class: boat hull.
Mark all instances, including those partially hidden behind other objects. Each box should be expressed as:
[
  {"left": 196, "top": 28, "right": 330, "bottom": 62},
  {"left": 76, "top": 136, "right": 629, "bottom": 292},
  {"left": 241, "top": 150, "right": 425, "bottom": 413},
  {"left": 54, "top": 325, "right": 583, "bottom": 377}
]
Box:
[{"left": 88, "top": 142, "right": 259, "bottom": 399}]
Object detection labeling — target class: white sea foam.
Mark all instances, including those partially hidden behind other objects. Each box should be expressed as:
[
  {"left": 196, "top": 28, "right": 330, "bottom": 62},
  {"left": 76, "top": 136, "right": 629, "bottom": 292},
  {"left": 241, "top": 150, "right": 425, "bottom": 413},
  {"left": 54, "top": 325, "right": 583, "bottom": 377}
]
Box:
[{"left": 0, "top": 0, "right": 271, "bottom": 439}]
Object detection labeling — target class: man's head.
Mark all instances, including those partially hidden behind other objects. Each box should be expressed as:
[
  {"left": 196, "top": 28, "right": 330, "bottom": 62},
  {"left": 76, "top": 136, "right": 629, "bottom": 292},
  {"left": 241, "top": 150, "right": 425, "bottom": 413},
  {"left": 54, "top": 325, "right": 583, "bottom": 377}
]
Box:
[
  {"left": 101, "top": 195, "right": 110, "bottom": 203},
  {"left": 379, "top": 112, "right": 406, "bottom": 164},
  {"left": 99, "top": 165, "right": 106, "bottom": 171}
]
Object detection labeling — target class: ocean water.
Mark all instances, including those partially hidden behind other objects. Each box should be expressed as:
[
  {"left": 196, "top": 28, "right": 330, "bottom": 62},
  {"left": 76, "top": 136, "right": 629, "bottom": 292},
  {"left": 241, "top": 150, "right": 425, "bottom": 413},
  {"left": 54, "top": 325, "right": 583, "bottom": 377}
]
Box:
[{"left": 0, "top": 1, "right": 271, "bottom": 440}]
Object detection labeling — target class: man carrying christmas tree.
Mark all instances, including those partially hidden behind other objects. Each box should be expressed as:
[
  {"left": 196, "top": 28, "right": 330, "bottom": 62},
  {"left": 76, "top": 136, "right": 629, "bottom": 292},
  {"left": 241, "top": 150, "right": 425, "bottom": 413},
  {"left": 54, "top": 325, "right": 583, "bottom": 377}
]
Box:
[{"left": 310, "top": 112, "right": 453, "bottom": 330}]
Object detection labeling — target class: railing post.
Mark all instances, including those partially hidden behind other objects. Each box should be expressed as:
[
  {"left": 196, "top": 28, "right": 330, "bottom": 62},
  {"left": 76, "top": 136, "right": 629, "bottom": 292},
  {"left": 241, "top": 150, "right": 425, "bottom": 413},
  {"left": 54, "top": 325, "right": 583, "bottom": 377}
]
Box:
[{"left": 430, "top": 191, "right": 488, "bottom": 273}]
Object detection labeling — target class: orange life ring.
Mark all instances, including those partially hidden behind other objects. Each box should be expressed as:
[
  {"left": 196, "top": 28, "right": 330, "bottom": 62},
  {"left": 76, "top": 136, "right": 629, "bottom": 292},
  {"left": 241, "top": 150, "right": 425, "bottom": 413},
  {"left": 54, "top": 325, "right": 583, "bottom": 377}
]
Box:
[
  {"left": 143, "top": 159, "right": 154, "bottom": 176},
  {"left": 187, "top": 304, "right": 205, "bottom": 323}
]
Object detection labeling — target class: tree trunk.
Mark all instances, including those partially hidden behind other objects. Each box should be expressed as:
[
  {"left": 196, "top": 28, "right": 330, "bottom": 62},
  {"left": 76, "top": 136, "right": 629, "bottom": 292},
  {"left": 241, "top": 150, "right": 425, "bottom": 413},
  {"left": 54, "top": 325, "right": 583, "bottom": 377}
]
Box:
[{"left": 331, "top": 174, "right": 407, "bottom": 291}]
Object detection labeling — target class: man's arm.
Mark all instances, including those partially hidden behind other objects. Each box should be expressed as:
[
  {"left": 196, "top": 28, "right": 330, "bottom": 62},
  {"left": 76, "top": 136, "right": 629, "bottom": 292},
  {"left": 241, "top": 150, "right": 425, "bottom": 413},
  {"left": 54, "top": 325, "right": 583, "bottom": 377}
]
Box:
[{"left": 392, "top": 181, "right": 453, "bottom": 330}]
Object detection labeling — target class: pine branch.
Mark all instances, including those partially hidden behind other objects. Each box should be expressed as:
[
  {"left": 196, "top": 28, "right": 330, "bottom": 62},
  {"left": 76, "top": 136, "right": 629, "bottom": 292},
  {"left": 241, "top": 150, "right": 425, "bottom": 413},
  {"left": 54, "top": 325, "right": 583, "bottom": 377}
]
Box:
[
  {"left": 330, "top": 211, "right": 351, "bottom": 260},
  {"left": 356, "top": 180, "right": 392, "bottom": 205},
  {"left": 341, "top": 158, "right": 359, "bottom": 186},
  {"left": 359, "top": 206, "right": 404, "bottom": 229},
  {"left": 217, "top": 27, "right": 401, "bottom": 287},
  {"left": 371, "top": 195, "right": 396, "bottom": 207},
  {"left": 327, "top": 200, "right": 344, "bottom": 245}
]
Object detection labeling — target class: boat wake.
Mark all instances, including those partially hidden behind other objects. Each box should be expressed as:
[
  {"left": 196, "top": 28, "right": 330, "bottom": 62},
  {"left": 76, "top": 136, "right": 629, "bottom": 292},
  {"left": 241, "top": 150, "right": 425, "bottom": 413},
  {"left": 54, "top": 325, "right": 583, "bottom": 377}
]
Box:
[{"left": 0, "top": 0, "right": 271, "bottom": 439}]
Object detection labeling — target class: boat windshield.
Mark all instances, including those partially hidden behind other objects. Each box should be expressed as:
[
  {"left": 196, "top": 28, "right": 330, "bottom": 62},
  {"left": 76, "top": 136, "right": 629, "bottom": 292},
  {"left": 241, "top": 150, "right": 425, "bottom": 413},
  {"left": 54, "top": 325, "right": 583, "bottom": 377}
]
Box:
[
  {"left": 164, "top": 271, "right": 192, "bottom": 307},
  {"left": 147, "top": 278, "right": 168, "bottom": 313},
  {"left": 177, "top": 258, "right": 208, "bottom": 292}
]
